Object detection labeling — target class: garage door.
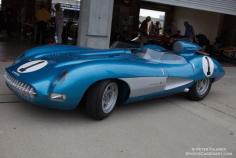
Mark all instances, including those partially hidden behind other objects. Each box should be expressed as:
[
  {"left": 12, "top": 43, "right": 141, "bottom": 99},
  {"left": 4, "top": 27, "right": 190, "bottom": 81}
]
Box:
[{"left": 144, "top": 0, "right": 236, "bottom": 15}]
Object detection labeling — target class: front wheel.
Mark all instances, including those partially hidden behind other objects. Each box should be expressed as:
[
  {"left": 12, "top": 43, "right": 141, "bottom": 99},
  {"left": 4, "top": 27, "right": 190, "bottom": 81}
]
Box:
[
  {"left": 86, "top": 80, "right": 119, "bottom": 120},
  {"left": 187, "top": 78, "right": 212, "bottom": 101}
]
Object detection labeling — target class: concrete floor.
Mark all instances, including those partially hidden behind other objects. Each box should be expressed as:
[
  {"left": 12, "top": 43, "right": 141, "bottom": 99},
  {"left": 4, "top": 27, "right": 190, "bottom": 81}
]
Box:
[{"left": 0, "top": 61, "right": 235, "bottom": 158}]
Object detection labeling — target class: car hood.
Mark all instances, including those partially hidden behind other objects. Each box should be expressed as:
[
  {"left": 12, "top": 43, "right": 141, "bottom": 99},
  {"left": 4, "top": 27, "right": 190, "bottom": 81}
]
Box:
[
  {"left": 6, "top": 45, "right": 133, "bottom": 81},
  {"left": 18, "top": 45, "right": 131, "bottom": 62}
]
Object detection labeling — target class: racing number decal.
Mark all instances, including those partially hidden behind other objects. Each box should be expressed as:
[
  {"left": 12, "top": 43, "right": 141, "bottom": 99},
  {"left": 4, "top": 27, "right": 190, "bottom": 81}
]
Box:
[
  {"left": 202, "top": 56, "right": 214, "bottom": 77},
  {"left": 17, "top": 60, "right": 48, "bottom": 73}
]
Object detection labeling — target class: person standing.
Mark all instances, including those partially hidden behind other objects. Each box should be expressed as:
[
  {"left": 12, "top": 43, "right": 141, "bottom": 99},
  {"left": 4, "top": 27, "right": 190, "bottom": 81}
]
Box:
[
  {"left": 55, "top": 3, "right": 64, "bottom": 44},
  {"left": 35, "top": 3, "right": 51, "bottom": 44},
  {"left": 184, "top": 21, "right": 195, "bottom": 41},
  {"left": 139, "top": 16, "right": 151, "bottom": 36},
  {"left": 154, "top": 21, "right": 161, "bottom": 35}
]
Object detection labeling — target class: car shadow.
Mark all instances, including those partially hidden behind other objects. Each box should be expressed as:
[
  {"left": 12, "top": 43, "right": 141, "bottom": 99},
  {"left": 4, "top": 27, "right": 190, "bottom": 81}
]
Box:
[{"left": 13, "top": 94, "right": 189, "bottom": 124}]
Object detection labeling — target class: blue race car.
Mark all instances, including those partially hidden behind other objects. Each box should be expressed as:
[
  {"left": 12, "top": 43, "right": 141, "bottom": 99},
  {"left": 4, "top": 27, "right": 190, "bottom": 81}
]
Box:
[{"left": 4, "top": 41, "right": 224, "bottom": 120}]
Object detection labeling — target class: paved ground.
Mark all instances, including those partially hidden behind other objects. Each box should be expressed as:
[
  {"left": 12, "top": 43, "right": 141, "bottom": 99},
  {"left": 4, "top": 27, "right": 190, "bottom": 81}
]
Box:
[{"left": 0, "top": 61, "right": 235, "bottom": 158}]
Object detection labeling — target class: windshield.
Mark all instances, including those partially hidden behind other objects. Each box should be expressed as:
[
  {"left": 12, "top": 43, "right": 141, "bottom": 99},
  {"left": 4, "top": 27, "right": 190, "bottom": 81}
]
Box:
[{"left": 135, "top": 48, "right": 187, "bottom": 64}]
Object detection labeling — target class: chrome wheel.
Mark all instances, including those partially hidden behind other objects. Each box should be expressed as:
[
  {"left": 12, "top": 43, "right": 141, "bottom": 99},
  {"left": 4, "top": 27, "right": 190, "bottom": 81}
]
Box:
[
  {"left": 101, "top": 82, "right": 118, "bottom": 114},
  {"left": 196, "top": 78, "right": 210, "bottom": 96}
]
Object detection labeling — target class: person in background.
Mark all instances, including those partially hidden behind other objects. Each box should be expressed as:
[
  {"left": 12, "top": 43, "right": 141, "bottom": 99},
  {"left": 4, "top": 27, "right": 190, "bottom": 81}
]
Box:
[
  {"left": 154, "top": 21, "right": 161, "bottom": 35},
  {"left": 62, "top": 18, "right": 75, "bottom": 44},
  {"left": 184, "top": 21, "right": 195, "bottom": 41},
  {"left": 139, "top": 16, "right": 151, "bottom": 36},
  {"left": 55, "top": 3, "right": 64, "bottom": 44},
  {"left": 35, "top": 3, "right": 51, "bottom": 44},
  {"left": 148, "top": 21, "right": 155, "bottom": 36}
]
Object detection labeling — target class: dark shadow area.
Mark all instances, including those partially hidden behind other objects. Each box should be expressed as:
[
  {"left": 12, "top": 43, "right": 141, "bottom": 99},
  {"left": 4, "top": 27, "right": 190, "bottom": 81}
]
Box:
[
  {"left": 10, "top": 93, "right": 187, "bottom": 125},
  {"left": 0, "top": 35, "right": 34, "bottom": 61}
]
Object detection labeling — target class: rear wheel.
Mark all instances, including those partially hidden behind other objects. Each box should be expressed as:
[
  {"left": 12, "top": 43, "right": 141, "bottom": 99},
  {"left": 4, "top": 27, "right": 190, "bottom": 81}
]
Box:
[
  {"left": 187, "top": 78, "right": 212, "bottom": 101},
  {"left": 86, "top": 80, "right": 119, "bottom": 120}
]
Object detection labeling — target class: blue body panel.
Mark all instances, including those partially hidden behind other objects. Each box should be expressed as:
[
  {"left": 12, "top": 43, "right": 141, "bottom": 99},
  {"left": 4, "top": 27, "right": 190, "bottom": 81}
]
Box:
[{"left": 5, "top": 41, "right": 225, "bottom": 110}]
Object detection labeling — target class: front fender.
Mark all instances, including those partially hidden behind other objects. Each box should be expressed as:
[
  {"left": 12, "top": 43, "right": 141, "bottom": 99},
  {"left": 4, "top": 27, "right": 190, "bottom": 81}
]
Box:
[
  {"left": 212, "top": 58, "right": 225, "bottom": 81},
  {"left": 189, "top": 56, "right": 224, "bottom": 81},
  {"left": 51, "top": 60, "right": 165, "bottom": 109}
]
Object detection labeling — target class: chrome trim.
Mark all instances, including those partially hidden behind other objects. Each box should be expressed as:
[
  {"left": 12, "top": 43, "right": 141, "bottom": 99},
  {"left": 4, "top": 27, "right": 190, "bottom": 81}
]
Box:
[
  {"left": 4, "top": 72, "right": 36, "bottom": 98},
  {"left": 50, "top": 93, "right": 66, "bottom": 102},
  {"left": 184, "top": 88, "right": 190, "bottom": 92}
]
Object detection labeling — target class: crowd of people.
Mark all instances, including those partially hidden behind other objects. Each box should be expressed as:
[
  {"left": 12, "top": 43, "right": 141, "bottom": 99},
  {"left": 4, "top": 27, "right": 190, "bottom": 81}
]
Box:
[
  {"left": 139, "top": 16, "right": 162, "bottom": 36},
  {"left": 139, "top": 16, "right": 195, "bottom": 42}
]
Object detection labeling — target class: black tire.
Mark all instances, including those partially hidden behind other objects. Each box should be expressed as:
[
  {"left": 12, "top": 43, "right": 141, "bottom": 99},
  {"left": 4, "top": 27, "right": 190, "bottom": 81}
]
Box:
[
  {"left": 187, "top": 78, "right": 212, "bottom": 101},
  {"left": 86, "top": 80, "right": 119, "bottom": 120}
]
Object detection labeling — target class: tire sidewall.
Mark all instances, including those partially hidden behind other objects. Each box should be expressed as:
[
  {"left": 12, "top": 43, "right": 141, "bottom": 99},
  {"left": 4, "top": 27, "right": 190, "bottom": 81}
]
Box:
[
  {"left": 86, "top": 80, "right": 119, "bottom": 120},
  {"left": 188, "top": 78, "right": 212, "bottom": 100}
]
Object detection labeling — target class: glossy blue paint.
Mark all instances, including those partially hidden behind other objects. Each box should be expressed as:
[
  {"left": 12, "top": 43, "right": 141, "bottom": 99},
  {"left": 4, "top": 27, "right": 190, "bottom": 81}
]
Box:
[{"left": 5, "top": 41, "right": 225, "bottom": 110}]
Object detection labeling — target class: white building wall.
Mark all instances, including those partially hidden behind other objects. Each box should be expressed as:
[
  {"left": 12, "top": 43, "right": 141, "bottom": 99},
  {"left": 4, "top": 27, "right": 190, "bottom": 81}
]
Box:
[{"left": 173, "top": 7, "right": 222, "bottom": 43}]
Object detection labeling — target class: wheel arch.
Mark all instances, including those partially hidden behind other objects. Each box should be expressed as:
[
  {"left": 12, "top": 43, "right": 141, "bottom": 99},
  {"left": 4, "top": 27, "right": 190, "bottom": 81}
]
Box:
[{"left": 80, "top": 78, "right": 131, "bottom": 106}]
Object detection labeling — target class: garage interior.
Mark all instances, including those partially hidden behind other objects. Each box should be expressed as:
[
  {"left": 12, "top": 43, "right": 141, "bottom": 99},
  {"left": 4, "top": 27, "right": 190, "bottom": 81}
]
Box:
[
  {"left": 111, "top": 1, "right": 236, "bottom": 58},
  {"left": 0, "top": 0, "right": 236, "bottom": 158},
  {"left": 0, "top": 0, "right": 235, "bottom": 64}
]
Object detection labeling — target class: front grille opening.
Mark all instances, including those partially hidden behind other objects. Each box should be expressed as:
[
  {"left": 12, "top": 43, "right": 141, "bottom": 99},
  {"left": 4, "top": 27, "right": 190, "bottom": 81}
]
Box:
[{"left": 4, "top": 72, "right": 36, "bottom": 99}]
